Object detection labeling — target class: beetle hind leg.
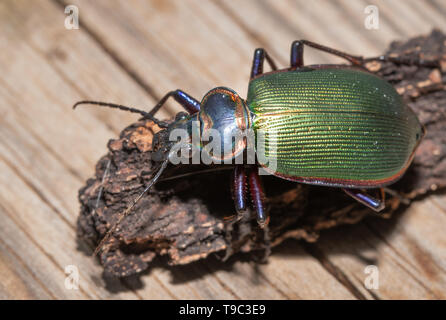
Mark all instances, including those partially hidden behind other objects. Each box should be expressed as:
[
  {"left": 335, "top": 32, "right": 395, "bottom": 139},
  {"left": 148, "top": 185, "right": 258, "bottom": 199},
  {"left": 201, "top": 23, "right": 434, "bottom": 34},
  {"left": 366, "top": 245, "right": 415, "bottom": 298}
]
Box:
[
  {"left": 148, "top": 89, "right": 201, "bottom": 116},
  {"left": 343, "top": 188, "right": 385, "bottom": 212}
]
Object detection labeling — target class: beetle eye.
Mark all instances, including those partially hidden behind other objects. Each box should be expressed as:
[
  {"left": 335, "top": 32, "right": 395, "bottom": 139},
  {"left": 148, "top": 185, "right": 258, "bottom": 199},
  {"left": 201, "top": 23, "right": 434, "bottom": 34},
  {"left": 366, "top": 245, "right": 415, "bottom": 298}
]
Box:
[{"left": 175, "top": 112, "right": 189, "bottom": 122}]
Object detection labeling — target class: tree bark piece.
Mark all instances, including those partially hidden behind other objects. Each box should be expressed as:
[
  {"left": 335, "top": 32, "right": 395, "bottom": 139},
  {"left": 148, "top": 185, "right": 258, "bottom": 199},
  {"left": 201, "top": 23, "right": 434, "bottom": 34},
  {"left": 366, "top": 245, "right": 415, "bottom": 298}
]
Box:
[{"left": 77, "top": 30, "right": 446, "bottom": 277}]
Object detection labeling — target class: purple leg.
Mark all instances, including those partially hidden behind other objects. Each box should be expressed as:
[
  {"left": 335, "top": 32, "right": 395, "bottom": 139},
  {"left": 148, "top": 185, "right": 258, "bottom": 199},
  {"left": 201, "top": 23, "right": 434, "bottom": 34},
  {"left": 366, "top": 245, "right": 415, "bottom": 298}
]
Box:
[
  {"left": 248, "top": 168, "right": 269, "bottom": 227},
  {"left": 343, "top": 188, "right": 385, "bottom": 212},
  {"left": 232, "top": 165, "right": 247, "bottom": 215},
  {"left": 250, "top": 48, "right": 278, "bottom": 79},
  {"left": 290, "top": 40, "right": 304, "bottom": 69},
  {"left": 148, "top": 89, "right": 200, "bottom": 116}
]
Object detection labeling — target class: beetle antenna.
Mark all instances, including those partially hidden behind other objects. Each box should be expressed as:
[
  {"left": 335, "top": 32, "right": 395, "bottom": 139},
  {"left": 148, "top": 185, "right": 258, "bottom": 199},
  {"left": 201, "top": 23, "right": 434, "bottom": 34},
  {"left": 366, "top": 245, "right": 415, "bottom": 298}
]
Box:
[
  {"left": 93, "top": 158, "right": 169, "bottom": 256},
  {"left": 73, "top": 100, "right": 169, "bottom": 128}
]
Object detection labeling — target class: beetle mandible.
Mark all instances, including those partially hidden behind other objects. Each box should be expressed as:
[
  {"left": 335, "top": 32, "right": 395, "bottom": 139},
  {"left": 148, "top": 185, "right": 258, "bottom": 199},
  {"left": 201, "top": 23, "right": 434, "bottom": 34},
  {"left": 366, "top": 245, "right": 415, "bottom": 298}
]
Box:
[{"left": 74, "top": 40, "right": 424, "bottom": 255}]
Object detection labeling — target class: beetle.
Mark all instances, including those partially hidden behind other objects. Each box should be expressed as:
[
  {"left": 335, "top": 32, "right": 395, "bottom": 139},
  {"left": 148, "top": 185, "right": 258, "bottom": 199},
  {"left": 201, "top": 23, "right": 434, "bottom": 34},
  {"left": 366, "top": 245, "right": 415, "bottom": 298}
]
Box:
[{"left": 74, "top": 40, "right": 424, "bottom": 255}]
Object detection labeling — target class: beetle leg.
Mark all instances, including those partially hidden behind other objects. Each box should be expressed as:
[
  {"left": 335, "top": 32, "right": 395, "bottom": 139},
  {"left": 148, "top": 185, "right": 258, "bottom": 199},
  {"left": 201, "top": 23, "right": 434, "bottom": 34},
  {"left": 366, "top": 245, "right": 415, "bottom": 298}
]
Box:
[
  {"left": 343, "top": 188, "right": 385, "bottom": 212},
  {"left": 250, "top": 48, "right": 278, "bottom": 79},
  {"left": 248, "top": 168, "right": 269, "bottom": 227},
  {"left": 290, "top": 40, "right": 304, "bottom": 69},
  {"left": 232, "top": 165, "right": 248, "bottom": 219},
  {"left": 296, "top": 40, "right": 364, "bottom": 66},
  {"left": 296, "top": 40, "right": 435, "bottom": 69},
  {"left": 148, "top": 89, "right": 201, "bottom": 116}
]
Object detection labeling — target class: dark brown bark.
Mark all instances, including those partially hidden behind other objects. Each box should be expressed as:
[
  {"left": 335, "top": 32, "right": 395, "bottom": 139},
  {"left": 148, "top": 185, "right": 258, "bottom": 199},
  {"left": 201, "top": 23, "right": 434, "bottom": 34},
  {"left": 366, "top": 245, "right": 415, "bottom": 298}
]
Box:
[{"left": 77, "top": 30, "right": 446, "bottom": 277}]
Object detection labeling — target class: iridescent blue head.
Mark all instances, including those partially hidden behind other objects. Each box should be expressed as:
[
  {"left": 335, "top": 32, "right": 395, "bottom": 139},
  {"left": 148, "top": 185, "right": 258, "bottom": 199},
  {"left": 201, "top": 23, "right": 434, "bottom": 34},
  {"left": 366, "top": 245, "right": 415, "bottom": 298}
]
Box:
[{"left": 152, "top": 87, "right": 251, "bottom": 164}]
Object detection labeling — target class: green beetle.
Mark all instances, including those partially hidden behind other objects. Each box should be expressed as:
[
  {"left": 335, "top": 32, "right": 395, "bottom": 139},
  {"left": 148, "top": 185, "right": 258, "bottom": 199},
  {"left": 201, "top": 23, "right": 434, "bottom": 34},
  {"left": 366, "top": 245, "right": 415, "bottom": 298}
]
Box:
[{"left": 74, "top": 40, "right": 424, "bottom": 255}]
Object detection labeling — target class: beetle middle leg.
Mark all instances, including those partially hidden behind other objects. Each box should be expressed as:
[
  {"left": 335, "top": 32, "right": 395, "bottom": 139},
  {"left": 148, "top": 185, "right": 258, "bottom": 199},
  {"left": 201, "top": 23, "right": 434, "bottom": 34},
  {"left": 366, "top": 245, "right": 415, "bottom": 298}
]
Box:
[
  {"left": 343, "top": 188, "right": 385, "bottom": 212},
  {"left": 250, "top": 48, "right": 278, "bottom": 79}
]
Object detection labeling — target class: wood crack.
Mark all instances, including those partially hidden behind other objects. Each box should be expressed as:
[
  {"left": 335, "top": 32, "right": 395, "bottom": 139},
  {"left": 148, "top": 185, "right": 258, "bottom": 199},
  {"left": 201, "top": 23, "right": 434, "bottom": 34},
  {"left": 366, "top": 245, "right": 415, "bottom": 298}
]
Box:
[{"left": 302, "top": 243, "right": 369, "bottom": 300}]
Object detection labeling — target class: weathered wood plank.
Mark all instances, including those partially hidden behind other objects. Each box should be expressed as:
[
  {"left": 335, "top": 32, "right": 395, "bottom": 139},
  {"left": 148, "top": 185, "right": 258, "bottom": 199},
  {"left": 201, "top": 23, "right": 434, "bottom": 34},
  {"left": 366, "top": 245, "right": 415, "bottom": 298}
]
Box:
[
  {"left": 0, "top": 113, "right": 143, "bottom": 299},
  {"left": 0, "top": 237, "right": 54, "bottom": 300},
  {"left": 308, "top": 201, "right": 446, "bottom": 299},
  {"left": 0, "top": 160, "right": 88, "bottom": 299}
]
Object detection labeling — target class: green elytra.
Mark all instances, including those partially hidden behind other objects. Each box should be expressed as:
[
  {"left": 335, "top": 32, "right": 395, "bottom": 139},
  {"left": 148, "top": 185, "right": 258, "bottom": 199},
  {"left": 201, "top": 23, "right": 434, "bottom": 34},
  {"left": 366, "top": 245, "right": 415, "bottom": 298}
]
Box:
[{"left": 247, "top": 67, "right": 424, "bottom": 188}]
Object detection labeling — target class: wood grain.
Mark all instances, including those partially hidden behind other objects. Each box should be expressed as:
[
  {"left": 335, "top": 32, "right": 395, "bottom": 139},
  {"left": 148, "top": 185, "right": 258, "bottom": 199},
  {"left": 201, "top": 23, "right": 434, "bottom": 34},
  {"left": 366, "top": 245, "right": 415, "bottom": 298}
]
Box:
[{"left": 0, "top": 0, "right": 445, "bottom": 299}]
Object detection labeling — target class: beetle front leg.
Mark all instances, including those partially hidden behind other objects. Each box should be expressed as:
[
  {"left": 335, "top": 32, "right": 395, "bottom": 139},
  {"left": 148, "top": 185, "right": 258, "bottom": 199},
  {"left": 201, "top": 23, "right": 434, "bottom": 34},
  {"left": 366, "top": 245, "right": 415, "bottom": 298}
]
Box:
[
  {"left": 148, "top": 89, "right": 201, "bottom": 116},
  {"left": 232, "top": 165, "right": 248, "bottom": 219},
  {"left": 250, "top": 48, "right": 278, "bottom": 79},
  {"left": 248, "top": 168, "right": 269, "bottom": 227},
  {"left": 343, "top": 188, "right": 385, "bottom": 212}
]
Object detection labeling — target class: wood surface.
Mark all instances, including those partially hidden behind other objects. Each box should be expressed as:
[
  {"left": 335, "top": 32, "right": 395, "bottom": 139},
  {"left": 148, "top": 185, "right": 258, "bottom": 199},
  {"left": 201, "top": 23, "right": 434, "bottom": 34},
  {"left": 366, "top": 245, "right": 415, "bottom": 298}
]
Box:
[{"left": 0, "top": 0, "right": 445, "bottom": 299}]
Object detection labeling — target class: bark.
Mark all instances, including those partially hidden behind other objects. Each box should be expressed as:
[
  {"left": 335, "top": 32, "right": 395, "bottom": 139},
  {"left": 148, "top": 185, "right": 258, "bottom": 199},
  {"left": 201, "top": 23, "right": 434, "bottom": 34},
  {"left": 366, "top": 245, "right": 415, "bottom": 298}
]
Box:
[{"left": 77, "top": 30, "right": 446, "bottom": 277}]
